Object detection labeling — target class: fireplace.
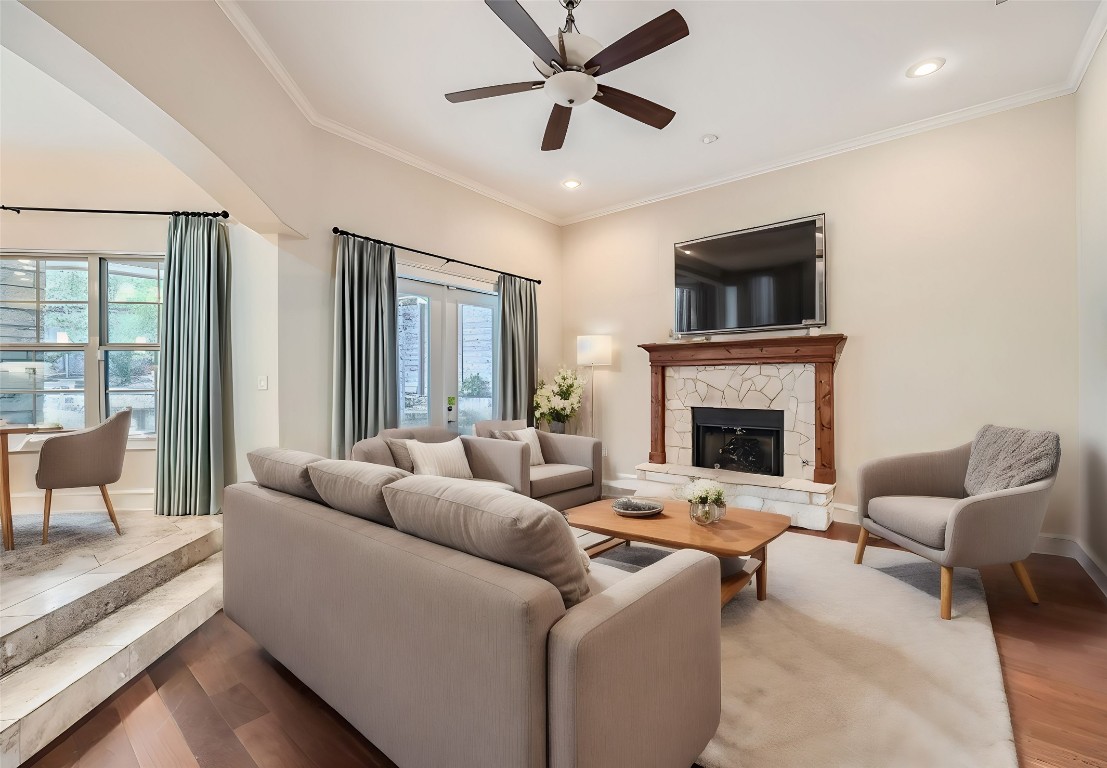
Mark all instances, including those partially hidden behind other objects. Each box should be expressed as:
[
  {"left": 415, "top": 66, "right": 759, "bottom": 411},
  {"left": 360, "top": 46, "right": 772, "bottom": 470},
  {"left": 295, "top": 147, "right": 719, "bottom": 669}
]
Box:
[{"left": 692, "top": 407, "right": 784, "bottom": 477}]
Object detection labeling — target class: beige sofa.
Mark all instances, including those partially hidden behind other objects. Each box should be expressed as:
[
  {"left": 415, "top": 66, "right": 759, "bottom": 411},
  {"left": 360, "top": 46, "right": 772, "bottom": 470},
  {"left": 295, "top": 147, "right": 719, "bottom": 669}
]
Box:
[
  {"left": 224, "top": 475, "right": 721, "bottom": 768},
  {"left": 352, "top": 424, "right": 602, "bottom": 511}
]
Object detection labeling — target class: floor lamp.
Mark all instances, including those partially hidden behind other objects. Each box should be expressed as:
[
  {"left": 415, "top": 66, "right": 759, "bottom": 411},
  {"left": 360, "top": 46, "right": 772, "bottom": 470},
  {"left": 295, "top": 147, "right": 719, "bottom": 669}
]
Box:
[{"left": 576, "top": 335, "right": 612, "bottom": 437}]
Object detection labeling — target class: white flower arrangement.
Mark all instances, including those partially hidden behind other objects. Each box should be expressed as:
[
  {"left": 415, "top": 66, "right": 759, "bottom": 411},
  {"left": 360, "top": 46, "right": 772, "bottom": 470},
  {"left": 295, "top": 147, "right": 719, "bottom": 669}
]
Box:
[
  {"left": 533, "top": 367, "right": 584, "bottom": 425},
  {"left": 674, "top": 478, "right": 727, "bottom": 507}
]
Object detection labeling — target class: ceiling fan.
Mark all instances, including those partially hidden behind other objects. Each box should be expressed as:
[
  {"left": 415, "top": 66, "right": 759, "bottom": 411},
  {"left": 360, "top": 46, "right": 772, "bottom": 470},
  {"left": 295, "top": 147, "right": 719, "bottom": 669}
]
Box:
[{"left": 445, "top": 0, "right": 689, "bottom": 151}]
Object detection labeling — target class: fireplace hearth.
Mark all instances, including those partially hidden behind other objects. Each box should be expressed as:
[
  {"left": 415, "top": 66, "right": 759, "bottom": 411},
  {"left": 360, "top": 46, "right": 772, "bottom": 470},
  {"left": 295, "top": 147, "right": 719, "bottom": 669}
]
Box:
[{"left": 693, "top": 407, "right": 784, "bottom": 477}]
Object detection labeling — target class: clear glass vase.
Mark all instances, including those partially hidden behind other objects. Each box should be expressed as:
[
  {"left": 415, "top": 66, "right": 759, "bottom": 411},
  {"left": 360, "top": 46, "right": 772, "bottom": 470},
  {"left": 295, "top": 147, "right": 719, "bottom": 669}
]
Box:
[{"left": 689, "top": 502, "right": 725, "bottom": 526}]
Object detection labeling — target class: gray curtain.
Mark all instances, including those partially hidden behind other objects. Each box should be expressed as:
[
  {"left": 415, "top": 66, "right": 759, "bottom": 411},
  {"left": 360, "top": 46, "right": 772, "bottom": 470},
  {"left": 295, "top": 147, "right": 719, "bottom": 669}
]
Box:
[
  {"left": 332, "top": 235, "right": 398, "bottom": 458},
  {"left": 156, "top": 215, "right": 229, "bottom": 516},
  {"left": 496, "top": 274, "right": 538, "bottom": 424}
]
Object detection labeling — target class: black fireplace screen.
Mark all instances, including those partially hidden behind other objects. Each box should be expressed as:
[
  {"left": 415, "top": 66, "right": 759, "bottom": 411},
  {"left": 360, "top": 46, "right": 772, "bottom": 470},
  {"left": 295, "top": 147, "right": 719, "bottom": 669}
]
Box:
[{"left": 692, "top": 407, "right": 784, "bottom": 476}]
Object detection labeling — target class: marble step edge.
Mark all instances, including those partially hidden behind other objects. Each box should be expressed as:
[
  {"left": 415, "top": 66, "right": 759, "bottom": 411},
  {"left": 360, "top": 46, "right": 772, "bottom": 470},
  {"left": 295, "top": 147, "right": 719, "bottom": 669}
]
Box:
[
  {"left": 1, "top": 525, "right": 223, "bottom": 676},
  {"left": 0, "top": 553, "right": 223, "bottom": 767}
]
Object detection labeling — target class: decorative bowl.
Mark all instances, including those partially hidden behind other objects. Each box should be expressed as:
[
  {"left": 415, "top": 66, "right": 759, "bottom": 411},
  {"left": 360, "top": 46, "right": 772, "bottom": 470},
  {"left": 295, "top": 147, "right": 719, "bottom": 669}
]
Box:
[{"left": 612, "top": 497, "right": 664, "bottom": 518}]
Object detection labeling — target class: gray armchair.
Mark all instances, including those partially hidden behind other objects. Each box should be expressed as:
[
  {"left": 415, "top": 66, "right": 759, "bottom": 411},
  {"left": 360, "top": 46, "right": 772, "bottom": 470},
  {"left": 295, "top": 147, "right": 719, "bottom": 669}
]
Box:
[
  {"left": 37, "top": 409, "right": 131, "bottom": 544},
  {"left": 474, "top": 420, "right": 602, "bottom": 511},
  {"left": 854, "top": 440, "right": 1057, "bottom": 619}
]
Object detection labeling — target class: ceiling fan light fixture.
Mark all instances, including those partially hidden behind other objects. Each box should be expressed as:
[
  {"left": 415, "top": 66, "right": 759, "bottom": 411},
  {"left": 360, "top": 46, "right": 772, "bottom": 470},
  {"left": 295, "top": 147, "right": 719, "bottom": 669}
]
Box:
[
  {"left": 906, "top": 57, "right": 946, "bottom": 78},
  {"left": 562, "top": 179, "right": 581, "bottom": 189},
  {"left": 544, "top": 70, "right": 597, "bottom": 107}
]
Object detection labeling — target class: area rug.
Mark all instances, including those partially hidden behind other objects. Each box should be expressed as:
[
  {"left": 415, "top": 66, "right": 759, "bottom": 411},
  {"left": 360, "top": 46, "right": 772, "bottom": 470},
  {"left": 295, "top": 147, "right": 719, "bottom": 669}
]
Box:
[{"left": 598, "top": 533, "right": 1017, "bottom": 768}]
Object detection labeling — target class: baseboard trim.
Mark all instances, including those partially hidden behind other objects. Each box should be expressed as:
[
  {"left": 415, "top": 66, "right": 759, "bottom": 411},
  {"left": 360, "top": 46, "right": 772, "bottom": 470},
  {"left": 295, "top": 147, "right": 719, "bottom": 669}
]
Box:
[{"left": 1035, "top": 534, "right": 1107, "bottom": 598}]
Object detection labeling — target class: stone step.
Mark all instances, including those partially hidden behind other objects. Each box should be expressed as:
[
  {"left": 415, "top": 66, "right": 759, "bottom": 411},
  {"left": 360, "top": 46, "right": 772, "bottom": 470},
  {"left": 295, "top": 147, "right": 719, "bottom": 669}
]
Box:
[
  {"left": 1, "top": 514, "right": 222, "bottom": 676},
  {"left": 0, "top": 553, "right": 223, "bottom": 767}
]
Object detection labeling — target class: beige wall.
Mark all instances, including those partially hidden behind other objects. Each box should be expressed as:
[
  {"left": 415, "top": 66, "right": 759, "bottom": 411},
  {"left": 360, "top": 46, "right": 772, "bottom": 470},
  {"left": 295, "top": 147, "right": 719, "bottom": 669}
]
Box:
[
  {"left": 561, "top": 97, "right": 1080, "bottom": 537},
  {"left": 1076, "top": 33, "right": 1107, "bottom": 570}
]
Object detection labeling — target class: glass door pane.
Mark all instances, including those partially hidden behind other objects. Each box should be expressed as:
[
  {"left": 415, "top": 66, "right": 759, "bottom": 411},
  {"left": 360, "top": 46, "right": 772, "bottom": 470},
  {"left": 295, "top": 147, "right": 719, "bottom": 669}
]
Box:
[
  {"left": 455, "top": 300, "right": 495, "bottom": 435},
  {"left": 397, "top": 290, "right": 432, "bottom": 427}
]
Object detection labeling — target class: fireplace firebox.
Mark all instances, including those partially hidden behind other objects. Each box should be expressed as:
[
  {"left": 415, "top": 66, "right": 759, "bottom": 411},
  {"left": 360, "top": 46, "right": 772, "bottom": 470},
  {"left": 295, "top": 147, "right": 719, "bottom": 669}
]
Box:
[{"left": 692, "top": 407, "right": 784, "bottom": 477}]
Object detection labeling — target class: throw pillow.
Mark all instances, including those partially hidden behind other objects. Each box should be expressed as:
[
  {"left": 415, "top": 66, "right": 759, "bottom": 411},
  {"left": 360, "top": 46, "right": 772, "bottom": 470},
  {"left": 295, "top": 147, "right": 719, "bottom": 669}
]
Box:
[
  {"left": 964, "top": 424, "right": 1061, "bottom": 496},
  {"left": 383, "top": 475, "right": 590, "bottom": 607},
  {"left": 307, "top": 459, "right": 411, "bottom": 526},
  {"left": 405, "top": 437, "right": 474, "bottom": 479},
  {"left": 385, "top": 438, "right": 416, "bottom": 473},
  {"left": 503, "top": 427, "right": 546, "bottom": 466},
  {"left": 247, "top": 447, "right": 327, "bottom": 503}
]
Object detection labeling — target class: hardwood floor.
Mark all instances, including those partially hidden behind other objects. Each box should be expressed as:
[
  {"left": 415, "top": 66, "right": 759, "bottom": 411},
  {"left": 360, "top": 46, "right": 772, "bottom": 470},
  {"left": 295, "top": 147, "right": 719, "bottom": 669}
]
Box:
[{"left": 25, "top": 522, "right": 1107, "bottom": 768}]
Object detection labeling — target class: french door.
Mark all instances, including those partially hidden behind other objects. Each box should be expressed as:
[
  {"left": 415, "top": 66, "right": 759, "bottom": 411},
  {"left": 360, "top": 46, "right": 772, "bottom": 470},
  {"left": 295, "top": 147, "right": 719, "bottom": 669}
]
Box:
[{"left": 397, "top": 278, "right": 498, "bottom": 434}]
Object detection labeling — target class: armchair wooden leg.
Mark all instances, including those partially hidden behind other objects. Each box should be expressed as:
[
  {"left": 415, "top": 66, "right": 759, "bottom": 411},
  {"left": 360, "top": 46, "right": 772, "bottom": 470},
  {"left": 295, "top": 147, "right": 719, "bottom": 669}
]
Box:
[
  {"left": 42, "top": 489, "right": 52, "bottom": 544},
  {"left": 1011, "top": 561, "right": 1039, "bottom": 604},
  {"left": 940, "top": 566, "right": 953, "bottom": 620},
  {"left": 854, "top": 528, "right": 870, "bottom": 564},
  {"left": 99, "top": 485, "right": 123, "bottom": 535}
]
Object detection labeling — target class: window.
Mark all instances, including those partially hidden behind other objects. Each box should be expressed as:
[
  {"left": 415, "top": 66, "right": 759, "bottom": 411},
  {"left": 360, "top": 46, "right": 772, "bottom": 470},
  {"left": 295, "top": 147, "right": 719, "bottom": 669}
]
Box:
[{"left": 0, "top": 254, "right": 164, "bottom": 434}]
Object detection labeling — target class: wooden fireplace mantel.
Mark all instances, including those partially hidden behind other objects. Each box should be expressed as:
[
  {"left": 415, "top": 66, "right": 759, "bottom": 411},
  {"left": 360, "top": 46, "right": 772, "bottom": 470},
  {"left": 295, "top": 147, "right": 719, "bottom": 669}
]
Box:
[{"left": 639, "top": 334, "right": 847, "bottom": 484}]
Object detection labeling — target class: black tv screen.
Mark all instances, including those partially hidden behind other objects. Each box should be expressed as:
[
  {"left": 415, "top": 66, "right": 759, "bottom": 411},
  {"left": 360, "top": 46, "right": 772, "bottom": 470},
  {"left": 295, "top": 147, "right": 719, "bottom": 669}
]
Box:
[{"left": 674, "top": 214, "right": 826, "bottom": 335}]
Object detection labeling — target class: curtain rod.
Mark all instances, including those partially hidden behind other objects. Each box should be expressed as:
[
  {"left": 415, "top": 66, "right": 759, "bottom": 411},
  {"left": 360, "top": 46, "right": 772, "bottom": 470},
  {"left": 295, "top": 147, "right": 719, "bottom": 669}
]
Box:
[
  {"left": 332, "top": 226, "right": 541, "bottom": 285},
  {"left": 1, "top": 205, "right": 229, "bottom": 218}
]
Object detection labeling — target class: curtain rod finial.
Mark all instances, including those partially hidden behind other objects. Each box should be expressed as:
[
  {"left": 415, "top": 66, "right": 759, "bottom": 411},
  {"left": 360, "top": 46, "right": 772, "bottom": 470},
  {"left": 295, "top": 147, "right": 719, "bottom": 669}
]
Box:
[
  {"left": 220, "top": 210, "right": 229, "bottom": 219},
  {"left": 332, "top": 226, "right": 341, "bottom": 235}
]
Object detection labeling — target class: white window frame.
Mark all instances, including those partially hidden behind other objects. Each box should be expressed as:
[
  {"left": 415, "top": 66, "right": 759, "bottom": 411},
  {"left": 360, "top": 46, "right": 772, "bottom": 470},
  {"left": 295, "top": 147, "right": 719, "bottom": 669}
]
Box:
[{"left": 1, "top": 251, "right": 164, "bottom": 436}]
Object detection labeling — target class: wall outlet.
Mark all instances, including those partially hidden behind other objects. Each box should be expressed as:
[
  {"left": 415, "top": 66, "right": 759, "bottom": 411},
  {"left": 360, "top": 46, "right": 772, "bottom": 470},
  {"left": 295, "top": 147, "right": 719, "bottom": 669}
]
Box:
[
  {"left": 257, "top": 376, "right": 268, "bottom": 391},
  {"left": 602, "top": 446, "right": 608, "bottom": 457}
]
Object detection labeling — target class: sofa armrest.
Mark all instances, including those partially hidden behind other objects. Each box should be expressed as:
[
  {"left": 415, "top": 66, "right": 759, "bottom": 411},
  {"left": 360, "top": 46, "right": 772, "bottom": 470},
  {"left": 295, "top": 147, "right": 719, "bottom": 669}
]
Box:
[
  {"left": 943, "top": 476, "right": 1055, "bottom": 567},
  {"left": 857, "top": 443, "right": 971, "bottom": 521},
  {"left": 538, "top": 432, "right": 601, "bottom": 472},
  {"left": 547, "top": 550, "right": 721, "bottom": 768},
  {"left": 461, "top": 435, "right": 530, "bottom": 494}
]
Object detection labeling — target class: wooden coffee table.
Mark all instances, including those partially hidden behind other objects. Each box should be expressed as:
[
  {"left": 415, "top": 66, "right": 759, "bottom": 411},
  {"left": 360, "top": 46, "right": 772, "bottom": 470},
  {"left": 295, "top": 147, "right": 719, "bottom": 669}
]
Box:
[{"left": 567, "top": 499, "right": 791, "bottom": 606}]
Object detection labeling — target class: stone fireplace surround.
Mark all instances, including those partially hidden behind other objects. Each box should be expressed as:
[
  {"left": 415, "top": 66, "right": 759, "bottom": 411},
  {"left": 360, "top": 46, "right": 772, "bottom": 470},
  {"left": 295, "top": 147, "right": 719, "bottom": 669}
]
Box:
[{"left": 637, "top": 335, "right": 847, "bottom": 531}]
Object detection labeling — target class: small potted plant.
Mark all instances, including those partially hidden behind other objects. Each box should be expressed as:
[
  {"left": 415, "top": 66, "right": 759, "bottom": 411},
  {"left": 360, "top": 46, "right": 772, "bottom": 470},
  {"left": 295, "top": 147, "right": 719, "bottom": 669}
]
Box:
[
  {"left": 533, "top": 367, "right": 583, "bottom": 434},
  {"left": 675, "top": 479, "right": 728, "bottom": 525}
]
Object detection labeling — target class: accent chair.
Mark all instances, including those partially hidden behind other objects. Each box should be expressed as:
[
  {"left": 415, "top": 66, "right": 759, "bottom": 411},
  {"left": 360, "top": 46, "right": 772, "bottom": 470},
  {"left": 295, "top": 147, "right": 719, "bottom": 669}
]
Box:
[
  {"left": 37, "top": 408, "right": 131, "bottom": 543},
  {"left": 854, "top": 428, "right": 1059, "bottom": 620},
  {"left": 474, "top": 419, "right": 602, "bottom": 510}
]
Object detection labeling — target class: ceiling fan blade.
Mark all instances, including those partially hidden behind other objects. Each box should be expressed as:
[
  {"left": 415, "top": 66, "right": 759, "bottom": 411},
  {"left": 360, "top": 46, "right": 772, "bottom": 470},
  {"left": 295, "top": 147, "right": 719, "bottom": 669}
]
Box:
[
  {"left": 542, "top": 104, "right": 572, "bottom": 151},
  {"left": 445, "top": 81, "right": 544, "bottom": 103},
  {"left": 584, "top": 9, "right": 689, "bottom": 76},
  {"left": 558, "top": 29, "right": 567, "bottom": 63},
  {"left": 594, "top": 86, "right": 675, "bottom": 129},
  {"left": 486, "top": 0, "right": 564, "bottom": 68}
]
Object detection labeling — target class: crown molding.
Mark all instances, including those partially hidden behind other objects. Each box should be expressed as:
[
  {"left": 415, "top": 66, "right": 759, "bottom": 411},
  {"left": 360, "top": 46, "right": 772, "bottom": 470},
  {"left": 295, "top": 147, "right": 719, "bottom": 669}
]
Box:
[
  {"left": 218, "top": 0, "right": 1107, "bottom": 230},
  {"left": 558, "top": 81, "right": 1078, "bottom": 225},
  {"left": 215, "top": 0, "right": 559, "bottom": 226}
]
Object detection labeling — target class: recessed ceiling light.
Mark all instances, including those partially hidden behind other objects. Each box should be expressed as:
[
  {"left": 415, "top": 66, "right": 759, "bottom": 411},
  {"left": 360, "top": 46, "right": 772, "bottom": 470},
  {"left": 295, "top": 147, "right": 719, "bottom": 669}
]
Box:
[
  {"left": 906, "top": 57, "right": 946, "bottom": 78},
  {"left": 562, "top": 179, "right": 581, "bottom": 189},
  {"left": 701, "top": 134, "right": 719, "bottom": 144}
]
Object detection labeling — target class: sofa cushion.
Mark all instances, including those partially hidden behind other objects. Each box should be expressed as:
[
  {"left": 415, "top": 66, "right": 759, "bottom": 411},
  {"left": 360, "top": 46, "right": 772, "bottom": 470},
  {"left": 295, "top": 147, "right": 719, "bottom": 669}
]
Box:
[
  {"left": 530, "top": 464, "right": 592, "bottom": 498},
  {"left": 965, "top": 424, "right": 1061, "bottom": 496},
  {"left": 247, "top": 447, "right": 326, "bottom": 503},
  {"left": 385, "top": 438, "right": 415, "bottom": 472},
  {"left": 383, "top": 475, "right": 591, "bottom": 607},
  {"left": 405, "top": 437, "right": 474, "bottom": 479},
  {"left": 307, "top": 460, "right": 410, "bottom": 526},
  {"left": 585, "top": 561, "right": 632, "bottom": 596},
  {"left": 502, "top": 427, "right": 545, "bottom": 466},
  {"left": 350, "top": 437, "right": 396, "bottom": 467},
  {"left": 868, "top": 496, "right": 960, "bottom": 549}
]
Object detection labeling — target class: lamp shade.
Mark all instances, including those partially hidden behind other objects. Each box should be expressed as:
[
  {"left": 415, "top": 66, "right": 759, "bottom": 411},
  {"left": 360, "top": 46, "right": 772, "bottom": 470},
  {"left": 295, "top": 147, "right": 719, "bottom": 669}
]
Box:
[{"left": 577, "top": 335, "right": 612, "bottom": 367}]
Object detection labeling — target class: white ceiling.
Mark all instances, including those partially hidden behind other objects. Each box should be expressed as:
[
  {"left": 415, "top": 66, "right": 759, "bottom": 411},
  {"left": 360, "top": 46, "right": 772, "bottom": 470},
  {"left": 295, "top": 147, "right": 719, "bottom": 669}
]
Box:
[{"left": 235, "top": 2, "right": 1100, "bottom": 223}]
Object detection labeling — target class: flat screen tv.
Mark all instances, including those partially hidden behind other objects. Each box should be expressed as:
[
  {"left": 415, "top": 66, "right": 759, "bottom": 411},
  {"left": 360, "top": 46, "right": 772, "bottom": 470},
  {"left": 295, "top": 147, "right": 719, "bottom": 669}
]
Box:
[{"left": 674, "top": 214, "right": 826, "bottom": 335}]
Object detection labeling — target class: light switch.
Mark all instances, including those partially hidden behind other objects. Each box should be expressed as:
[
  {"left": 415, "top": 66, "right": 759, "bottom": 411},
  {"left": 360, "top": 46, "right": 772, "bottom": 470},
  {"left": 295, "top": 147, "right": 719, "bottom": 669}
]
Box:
[{"left": 257, "top": 376, "right": 268, "bottom": 391}]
